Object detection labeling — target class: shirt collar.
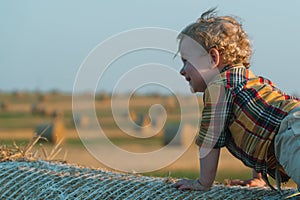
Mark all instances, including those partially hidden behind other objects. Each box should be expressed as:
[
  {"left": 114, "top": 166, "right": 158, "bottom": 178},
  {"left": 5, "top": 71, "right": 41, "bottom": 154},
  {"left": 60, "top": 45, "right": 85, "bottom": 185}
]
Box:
[
  {"left": 220, "top": 65, "right": 232, "bottom": 73},
  {"left": 208, "top": 65, "right": 248, "bottom": 86}
]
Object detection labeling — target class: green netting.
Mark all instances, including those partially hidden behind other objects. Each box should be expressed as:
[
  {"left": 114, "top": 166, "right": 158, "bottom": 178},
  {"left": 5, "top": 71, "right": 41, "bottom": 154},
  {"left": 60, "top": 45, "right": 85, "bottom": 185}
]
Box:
[{"left": 0, "top": 160, "right": 297, "bottom": 199}]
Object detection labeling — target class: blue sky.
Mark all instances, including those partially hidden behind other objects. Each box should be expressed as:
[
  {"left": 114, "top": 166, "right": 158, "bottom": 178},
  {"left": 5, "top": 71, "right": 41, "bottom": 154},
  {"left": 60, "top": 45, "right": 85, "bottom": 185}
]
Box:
[{"left": 1, "top": 1, "right": 300, "bottom": 95}]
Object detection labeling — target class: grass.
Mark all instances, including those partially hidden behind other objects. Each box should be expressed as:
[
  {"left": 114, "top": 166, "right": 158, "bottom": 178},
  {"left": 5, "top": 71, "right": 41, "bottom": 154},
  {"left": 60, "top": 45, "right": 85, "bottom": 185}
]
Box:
[
  {"left": 143, "top": 169, "right": 252, "bottom": 186},
  {"left": 65, "top": 137, "right": 162, "bottom": 147},
  {"left": 0, "top": 111, "right": 56, "bottom": 129},
  {"left": 110, "top": 137, "right": 162, "bottom": 146},
  {"left": 0, "top": 139, "right": 31, "bottom": 146},
  {"left": 0, "top": 118, "right": 46, "bottom": 129},
  {"left": 0, "top": 93, "right": 30, "bottom": 104},
  {"left": 0, "top": 112, "right": 31, "bottom": 118}
]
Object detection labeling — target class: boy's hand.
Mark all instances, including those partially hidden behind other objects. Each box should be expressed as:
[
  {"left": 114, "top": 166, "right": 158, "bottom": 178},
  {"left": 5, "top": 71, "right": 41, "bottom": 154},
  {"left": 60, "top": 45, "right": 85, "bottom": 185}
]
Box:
[
  {"left": 173, "top": 179, "right": 210, "bottom": 191},
  {"left": 228, "top": 177, "right": 266, "bottom": 187}
]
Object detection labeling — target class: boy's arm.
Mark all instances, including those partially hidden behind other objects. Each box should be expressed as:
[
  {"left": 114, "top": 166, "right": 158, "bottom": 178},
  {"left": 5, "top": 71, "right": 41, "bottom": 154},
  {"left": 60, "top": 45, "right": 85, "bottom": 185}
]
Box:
[{"left": 173, "top": 148, "right": 220, "bottom": 191}]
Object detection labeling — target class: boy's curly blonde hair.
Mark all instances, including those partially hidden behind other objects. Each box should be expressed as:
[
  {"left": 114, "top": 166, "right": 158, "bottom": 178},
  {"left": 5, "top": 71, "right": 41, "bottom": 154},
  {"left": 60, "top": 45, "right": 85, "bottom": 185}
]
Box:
[{"left": 178, "top": 8, "right": 252, "bottom": 68}]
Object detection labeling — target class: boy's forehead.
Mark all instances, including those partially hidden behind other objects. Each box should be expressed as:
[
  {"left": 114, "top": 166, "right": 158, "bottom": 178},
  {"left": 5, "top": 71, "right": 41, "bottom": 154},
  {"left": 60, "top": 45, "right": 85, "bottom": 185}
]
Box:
[{"left": 179, "top": 36, "right": 208, "bottom": 57}]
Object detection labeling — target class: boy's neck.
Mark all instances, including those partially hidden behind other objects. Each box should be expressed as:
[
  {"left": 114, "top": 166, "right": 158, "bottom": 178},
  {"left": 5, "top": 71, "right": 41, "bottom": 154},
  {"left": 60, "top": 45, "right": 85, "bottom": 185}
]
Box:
[{"left": 216, "top": 62, "right": 229, "bottom": 72}]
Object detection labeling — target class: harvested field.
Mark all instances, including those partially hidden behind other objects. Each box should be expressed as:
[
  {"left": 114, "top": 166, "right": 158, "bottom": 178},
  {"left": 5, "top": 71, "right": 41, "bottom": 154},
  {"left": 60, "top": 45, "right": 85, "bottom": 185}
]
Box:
[{"left": 0, "top": 92, "right": 299, "bottom": 199}]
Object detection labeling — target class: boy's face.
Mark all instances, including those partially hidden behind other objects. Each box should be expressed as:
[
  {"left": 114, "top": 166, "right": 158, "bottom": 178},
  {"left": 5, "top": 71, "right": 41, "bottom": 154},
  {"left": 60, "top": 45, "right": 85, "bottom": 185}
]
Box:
[{"left": 179, "top": 36, "right": 218, "bottom": 93}]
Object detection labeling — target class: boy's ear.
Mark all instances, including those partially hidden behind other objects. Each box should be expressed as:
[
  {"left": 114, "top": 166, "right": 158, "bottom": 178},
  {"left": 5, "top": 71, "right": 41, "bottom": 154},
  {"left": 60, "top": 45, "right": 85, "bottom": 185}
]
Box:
[{"left": 209, "top": 48, "right": 220, "bottom": 67}]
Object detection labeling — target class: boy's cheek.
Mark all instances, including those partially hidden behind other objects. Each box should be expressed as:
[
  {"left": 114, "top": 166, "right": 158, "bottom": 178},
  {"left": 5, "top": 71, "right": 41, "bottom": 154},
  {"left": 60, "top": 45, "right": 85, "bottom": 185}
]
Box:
[{"left": 190, "top": 55, "right": 214, "bottom": 71}]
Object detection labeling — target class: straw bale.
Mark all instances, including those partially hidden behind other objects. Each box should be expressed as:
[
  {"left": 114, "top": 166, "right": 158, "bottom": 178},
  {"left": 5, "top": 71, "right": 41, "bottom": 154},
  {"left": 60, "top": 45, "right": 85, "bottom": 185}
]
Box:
[
  {"left": 35, "top": 121, "right": 65, "bottom": 144},
  {"left": 38, "top": 94, "right": 49, "bottom": 102},
  {"left": 141, "top": 114, "right": 151, "bottom": 127},
  {"left": 96, "top": 92, "right": 110, "bottom": 101},
  {"left": 0, "top": 139, "right": 297, "bottom": 199},
  {"left": 163, "top": 124, "right": 180, "bottom": 145},
  {"left": 0, "top": 101, "right": 10, "bottom": 111},
  {"left": 39, "top": 106, "right": 53, "bottom": 116},
  {"left": 164, "top": 97, "right": 177, "bottom": 112},
  {"left": 0, "top": 160, "right": 297, "bottom": 199},
  {"left": 51, "top": 110, "right": 64, "bottom": 119},
  {"left": 73, "top": 114, "right": 89, "bottom": 128},
  {"left": 134, "top": 113, "right": 152, "bottom": 132},
  {"left": 129, "top": 110, "right": 138, "bottom": 122},
  {"left": 163, "top": 124, "right": 195, "bottom": 147},
  {"left": 12, "top": 91, "right": 24, "bottom": 99},
  {"left": 180, "top": 124, "right": 196, "bottom": 147},
  {"left": 31, "top": 103, "right": 48, "bottom": 116},
  {"left": 31, "top": 103, "right": 39, "bottom": 114},
  {"left": 134, "top": 113, "right": 143, "bottom": 129}
]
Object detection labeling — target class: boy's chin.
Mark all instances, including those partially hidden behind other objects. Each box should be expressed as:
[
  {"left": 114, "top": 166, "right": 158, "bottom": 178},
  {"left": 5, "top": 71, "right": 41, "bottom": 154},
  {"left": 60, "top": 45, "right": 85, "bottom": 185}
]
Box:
[
  {"left": 190, "top": 86, "right": 206, "bottom": 93},
  {"left": 190, "top": 86, "right": 196, "bottom": 93}
]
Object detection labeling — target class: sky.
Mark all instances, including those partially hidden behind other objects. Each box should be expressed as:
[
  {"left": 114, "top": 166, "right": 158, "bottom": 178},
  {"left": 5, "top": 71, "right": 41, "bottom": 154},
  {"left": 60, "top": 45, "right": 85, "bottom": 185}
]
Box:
[{"left": 1, "top": 1, "right": 300, "bottom": 95}]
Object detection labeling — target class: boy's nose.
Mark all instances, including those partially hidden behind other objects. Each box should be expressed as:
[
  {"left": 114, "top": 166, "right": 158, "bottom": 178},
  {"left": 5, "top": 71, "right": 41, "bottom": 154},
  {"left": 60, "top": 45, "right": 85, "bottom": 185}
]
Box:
[{"left": 180, "top": 67, "right": 186, "bottom": 76}]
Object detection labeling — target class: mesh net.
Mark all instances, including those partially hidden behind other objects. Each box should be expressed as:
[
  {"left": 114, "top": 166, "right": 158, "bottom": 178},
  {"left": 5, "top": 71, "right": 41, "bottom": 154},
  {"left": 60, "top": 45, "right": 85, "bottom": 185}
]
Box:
[{"left": 0, "top": 160, "right": 297, "bottom": 200}]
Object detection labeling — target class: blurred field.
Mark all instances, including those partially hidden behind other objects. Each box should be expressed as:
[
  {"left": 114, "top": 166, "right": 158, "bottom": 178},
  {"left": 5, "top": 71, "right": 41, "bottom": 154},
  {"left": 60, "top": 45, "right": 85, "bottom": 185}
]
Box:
[{"left": 0, "top": 91, "right": 297, "bottom": 188}]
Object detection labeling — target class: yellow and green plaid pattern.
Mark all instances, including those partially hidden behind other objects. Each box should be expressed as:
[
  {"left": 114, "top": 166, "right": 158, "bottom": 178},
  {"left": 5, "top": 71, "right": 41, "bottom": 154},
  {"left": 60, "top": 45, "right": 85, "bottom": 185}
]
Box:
[{"left": 196, "top": 65, "right": 300, "bottom": 180}]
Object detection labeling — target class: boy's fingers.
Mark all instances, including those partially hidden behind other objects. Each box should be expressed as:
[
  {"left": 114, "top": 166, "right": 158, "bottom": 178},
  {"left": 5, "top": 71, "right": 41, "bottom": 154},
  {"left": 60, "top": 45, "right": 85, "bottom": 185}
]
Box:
[
  {"left": 173, "top": 182, "right": 182, "bottom": 188},
  {"left": 246, "top": 179, "right": 266, "bottom": 187},
  {"left": 174, "top": 179, "right": 195, "bottom": 190},
  {"left": 229, "top": 178, "right": 266, "bottom": 187},
  {"left": 179, "top": 184, "right": 192, "bottom": 191},
  {"left": 174, "top": 180, "right": 210, "bottom": 191},
  {"left": 229, "top": 179, "right": 246, "bottom": 186},
  {"left": 173, "top": 179, "right": 188, "bottom": 188}
]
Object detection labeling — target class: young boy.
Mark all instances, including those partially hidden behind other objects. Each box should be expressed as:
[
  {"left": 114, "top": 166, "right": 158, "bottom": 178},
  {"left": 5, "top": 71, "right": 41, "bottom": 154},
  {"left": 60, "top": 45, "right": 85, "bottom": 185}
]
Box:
[{"left": 173, "top": 8, "right": 300, "bottom": 191}]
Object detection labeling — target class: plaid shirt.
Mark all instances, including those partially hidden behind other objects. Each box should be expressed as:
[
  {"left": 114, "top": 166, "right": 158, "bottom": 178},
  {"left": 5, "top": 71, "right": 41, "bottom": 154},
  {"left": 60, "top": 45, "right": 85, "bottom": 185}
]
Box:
[{"left": 196, "top": 65, "right": 300, "bottom": 179}]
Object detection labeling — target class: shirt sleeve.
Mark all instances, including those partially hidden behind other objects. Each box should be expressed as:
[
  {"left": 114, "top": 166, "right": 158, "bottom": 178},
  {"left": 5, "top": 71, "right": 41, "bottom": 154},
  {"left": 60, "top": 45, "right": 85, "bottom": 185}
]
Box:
[{"left": 195, "top": 83, "right": 232, "bottom": 149}]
